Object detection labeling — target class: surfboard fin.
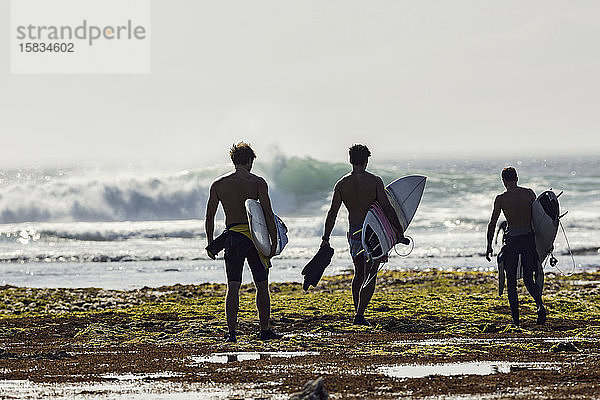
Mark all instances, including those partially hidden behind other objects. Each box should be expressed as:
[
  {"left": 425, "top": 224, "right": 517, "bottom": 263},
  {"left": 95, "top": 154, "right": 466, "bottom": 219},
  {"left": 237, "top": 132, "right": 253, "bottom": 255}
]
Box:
[{"left": 559, "top": 211, "right": 568, "bottom": 219}]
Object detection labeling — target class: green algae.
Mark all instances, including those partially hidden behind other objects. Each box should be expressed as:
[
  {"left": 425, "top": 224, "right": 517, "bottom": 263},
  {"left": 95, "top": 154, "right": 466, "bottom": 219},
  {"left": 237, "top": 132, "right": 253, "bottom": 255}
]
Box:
[{"left": 1, "top": 270, "right": 600, "bottom": 358}]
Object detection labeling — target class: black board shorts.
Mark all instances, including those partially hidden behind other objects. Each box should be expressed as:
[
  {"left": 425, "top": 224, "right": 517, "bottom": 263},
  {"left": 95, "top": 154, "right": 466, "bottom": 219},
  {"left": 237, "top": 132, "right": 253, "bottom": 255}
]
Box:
[{"left": 224, "top": 231, "right": 268, "bottom": 283}]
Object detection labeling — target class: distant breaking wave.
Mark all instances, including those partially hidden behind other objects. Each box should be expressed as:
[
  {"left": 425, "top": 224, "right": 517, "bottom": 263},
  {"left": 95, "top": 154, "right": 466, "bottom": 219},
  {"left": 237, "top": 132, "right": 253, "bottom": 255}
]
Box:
[
  {"left": 0, "top": 169, "right": 213, "bottom": 223},
  {"left": 1, "top": 155, "right": 594, "bottom": 225},
  {"left": 0, "top": 157, "right": 406, "bottom": 224},
  {"left": 0, "top": 158, "right": 321, "bottom": 223}
]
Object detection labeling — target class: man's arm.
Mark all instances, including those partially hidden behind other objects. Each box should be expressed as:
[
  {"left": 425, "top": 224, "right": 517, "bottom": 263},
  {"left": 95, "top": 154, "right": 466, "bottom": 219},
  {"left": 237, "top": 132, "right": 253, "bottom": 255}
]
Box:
[
  {"left": 528, "top": 189, "right": 537, "bottom": 231},
  {"left": 322, "top": 182, "right": 342, "bottom": 247},
  {"left": 495, "top": 220, "right": 507, "bottom": 245},
  {"left": 205, "top": 182, "right": 219, "bottom": 259},
  {"left": 375, "top": 177, "right": 406, "bottom": 241},
  {"left": 257, "top": 178, "right": 278, "bottom": 258},
  {"left": 486, "top": 196, "right": 502, "bottom": 262}
]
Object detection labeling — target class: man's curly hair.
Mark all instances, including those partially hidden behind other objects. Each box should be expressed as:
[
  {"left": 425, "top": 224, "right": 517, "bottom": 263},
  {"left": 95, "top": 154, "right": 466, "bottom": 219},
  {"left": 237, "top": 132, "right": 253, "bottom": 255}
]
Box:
[
  {"left": 230, "top": 142, "right": 257, "bottom": 165},
  {"left": 502, "top": 167, "right": 518, "bottom": 182},
  {"left": 349, "top": 144, "right": 371, "bottom": 166}
]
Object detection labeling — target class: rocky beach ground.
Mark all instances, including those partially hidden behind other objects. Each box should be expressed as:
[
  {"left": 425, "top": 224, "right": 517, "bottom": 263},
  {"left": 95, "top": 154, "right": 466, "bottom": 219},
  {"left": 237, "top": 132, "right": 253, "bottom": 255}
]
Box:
[{"left": 1, "top": 269, "right": 599, "bottom": 399}]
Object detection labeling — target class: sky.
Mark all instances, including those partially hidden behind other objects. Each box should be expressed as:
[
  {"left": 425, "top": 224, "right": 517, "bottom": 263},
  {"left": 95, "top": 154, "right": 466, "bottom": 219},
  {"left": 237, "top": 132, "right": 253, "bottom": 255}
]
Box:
[{"left": 1, "top": 0, "right": 599, "bottom": 167}]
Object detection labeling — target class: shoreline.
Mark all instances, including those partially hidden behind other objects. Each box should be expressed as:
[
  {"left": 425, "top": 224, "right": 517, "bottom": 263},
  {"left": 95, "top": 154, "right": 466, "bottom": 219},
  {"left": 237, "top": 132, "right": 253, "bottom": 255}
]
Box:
[
  {"left": 1, "top": 269, "right": 599, "bottom": 398},
  {"left": 2, "top": 260, "right": 599, "bottom": 291}
]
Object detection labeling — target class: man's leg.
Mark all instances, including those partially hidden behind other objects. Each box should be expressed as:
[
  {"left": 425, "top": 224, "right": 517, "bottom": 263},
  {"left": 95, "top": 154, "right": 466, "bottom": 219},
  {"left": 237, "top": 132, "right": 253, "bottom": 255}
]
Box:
[
  {"left": 523, "top": 264, "right": 543, "bottom": 307},
  {"left": 521, "top": 249, "right": 546, "bottom": 324},
  {"left": 523, "top": 265, "right": 546, "bottom": 324},
  {"left": 247, "top": 248, "right": 283, "bottom": 340},
  {"left": 355, "top": 259, "right": 380, "bottom": 325},
  {"left": 255, "top": 279, "right": 283, "bottom": 339},
  {"left": 504, "top": 253, "right": 520, "bottom": 326},
  {"left": 223, "top": 233, "right": 243, "bottom": 342},
  {"left": 352, "top": 254, "right": 365, "bottom": 311},
  {"left": 225, "top": 281, "right": 241, "bottom": 332},
  {"left": 255, "top": 280, "right": 270, "bottom": 330}
]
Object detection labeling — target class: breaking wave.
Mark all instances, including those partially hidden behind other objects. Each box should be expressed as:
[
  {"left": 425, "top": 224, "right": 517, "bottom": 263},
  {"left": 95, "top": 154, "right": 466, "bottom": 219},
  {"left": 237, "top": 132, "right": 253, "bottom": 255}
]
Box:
[
  {"left": 0, "top": 168, "right": 214, "bottom": 223},
  {"left": 1, "top": 155, "right": 598, "bottom": 228},
  {"left": 0, "top": 157, "right": 403, "bottom": 224}
]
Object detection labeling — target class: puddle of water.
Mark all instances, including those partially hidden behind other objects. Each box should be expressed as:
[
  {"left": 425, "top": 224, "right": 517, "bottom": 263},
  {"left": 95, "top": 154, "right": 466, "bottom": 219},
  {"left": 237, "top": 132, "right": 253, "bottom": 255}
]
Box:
[
  {"left": 541, "top": 337, "right": 590, "bottom": 343},
  {"left": 570, "top": 280, "right": 600, "bottom": 286},
  {"left": 380, "top": 361, "right": 558, "bottom": 379},
  {"left": 193, "top": 351, "right": 318, "bottom": 364},
  {"left": 0, "top": 379, "right": 287, "bottom": 400},
  {"left": 100, "top": 372, "right": 184, "bottom": 381}
]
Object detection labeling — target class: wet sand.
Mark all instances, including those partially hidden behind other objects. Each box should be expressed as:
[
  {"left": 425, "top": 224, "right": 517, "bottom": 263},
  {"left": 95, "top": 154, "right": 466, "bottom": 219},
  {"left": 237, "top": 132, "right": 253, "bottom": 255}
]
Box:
[{"left": 1, "top": 270, "right": 599, "bottom": 399}]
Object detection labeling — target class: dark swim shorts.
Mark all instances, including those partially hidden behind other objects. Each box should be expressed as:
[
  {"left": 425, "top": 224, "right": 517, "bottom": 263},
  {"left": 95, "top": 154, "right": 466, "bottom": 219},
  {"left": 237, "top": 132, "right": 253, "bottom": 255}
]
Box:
[
  {"left": 348, "top": 223, "right": 389, "bottom": 262},
  {"left": 347, "top": 225, "right": 364, "bottom": 260},
  {"left": 224, "top": 231, "right": 268, "bottom": 283}
]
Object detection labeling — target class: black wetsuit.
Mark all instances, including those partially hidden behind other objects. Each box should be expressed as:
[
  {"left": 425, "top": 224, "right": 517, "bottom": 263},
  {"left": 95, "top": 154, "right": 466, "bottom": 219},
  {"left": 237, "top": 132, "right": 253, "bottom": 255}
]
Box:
[{"left": 502, "top": 230, "right": 543, "bottom": 325}]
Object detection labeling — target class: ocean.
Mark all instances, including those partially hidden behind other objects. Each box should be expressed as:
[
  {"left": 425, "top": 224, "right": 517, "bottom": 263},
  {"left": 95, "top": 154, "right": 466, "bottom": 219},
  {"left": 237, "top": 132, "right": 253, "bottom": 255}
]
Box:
[{"left": 1, "top": 155, "right": 598, "bottom": 289}]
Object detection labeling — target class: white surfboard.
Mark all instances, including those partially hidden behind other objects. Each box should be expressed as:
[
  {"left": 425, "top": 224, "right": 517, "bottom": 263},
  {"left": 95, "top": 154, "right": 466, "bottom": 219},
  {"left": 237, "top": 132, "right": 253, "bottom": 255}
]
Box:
[
  {"left": 386, "top": 175, "right": 428, "bottom": 231},
  {"left": 362, "top": 175, "right": 427, "bottom": 260},
  {"left": 362, "top": 205, "right": 395, "bottom": 260},
  {"left": 245, "top": 199, "right": 288, "bottom": 257},
  {"left": 532, "top": 190, "right": 560, "bottom": 263}
]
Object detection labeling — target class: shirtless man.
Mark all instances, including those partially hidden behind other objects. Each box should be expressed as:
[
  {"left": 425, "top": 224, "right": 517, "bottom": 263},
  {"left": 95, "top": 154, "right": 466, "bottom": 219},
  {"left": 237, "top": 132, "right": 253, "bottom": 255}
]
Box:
[
  {"left": 205, "top": 142, "right": 283, "bottom": 342},
  {"left": 486, "top": 167, "right": 546, "bottom": 326},
  {"left": 321, "top": 144, "right": 408, "bottom": 326}
]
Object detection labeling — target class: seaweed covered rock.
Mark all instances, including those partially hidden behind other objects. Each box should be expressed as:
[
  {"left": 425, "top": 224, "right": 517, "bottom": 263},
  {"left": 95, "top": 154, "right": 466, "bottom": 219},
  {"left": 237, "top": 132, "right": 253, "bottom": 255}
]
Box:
[
  {"left": 550, "top": 342, "right": 579, "bottom": 353},
  {"left": 290, "top": 377, "right": 328, "bottom": 400}
]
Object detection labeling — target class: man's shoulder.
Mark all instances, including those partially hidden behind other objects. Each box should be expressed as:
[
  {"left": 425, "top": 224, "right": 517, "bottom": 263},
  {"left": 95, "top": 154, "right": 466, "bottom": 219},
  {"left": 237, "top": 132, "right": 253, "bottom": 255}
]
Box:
[
  {"left": 249, "top": 172, "right": 267, "bottom": 185},
  {"left": 516, "top": 185, "right": 536, "bottom": 198},
  {"left": 335, "top": 173, "right": 353, "bottom": 188},
  {"left": 367, "top": 171, "right": 384, "bottom": 184},
  {"left": 340, "top": 171, "right": 380, "bottom": 181},
  {"left": 525, "top": 187, "right": 536, "bottom": 200},
  {"left": 521, "top": 186, "right": 535, "bottom": 194},
  {"left": 215, "top": 171, "right": 265, "bottom": 183},
  {"left": 495, "top": 192, "right": 507, "bottom": 203},
  {"left": 212, "top": 172, "right": 235, "bottom": 185},
  {"left": 336, "top": 171, "right": 381, "bottom": 189}
]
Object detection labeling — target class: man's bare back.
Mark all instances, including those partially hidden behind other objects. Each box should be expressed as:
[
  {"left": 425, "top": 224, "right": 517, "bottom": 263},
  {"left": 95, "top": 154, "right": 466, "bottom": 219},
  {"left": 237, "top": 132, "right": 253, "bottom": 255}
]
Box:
[
  {"left": 336, "top": 171, "right": 382, "bottom": 227},
  {"left": 486, "top": 167, "right": 536, "bottom": 261},
  {"left": 210, "top": 170, "right": 264, "bottom": 226},
  {"left": 323, "top": 170, "right": 403, "bottom": 244},
  {"left": 205, "top": 166, "right": 276, "bottom": 256},
  {"left": 495, "top": 186, "right": 536, "bottom": 231}
]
